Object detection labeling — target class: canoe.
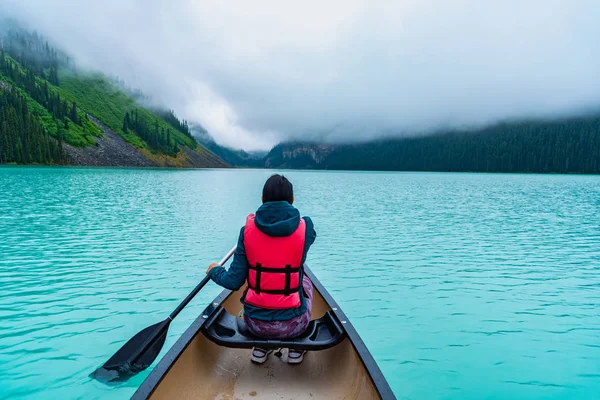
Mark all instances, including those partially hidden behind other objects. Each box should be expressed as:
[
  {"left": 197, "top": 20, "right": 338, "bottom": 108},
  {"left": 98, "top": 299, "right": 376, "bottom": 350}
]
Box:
[{"left": 131, "top": 266, "right": 396, "bottom": 400}]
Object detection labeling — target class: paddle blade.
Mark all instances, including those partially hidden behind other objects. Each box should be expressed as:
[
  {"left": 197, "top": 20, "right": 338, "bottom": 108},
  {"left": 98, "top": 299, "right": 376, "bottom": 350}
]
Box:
[{"left": 90, "top": 319, "right": 170, "bottom": 384}]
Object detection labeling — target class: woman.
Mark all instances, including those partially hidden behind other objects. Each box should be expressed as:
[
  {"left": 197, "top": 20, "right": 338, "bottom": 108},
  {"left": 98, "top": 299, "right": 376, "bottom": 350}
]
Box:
[{"left": 206, "top": 174, "right": 317, "bottom": 364}]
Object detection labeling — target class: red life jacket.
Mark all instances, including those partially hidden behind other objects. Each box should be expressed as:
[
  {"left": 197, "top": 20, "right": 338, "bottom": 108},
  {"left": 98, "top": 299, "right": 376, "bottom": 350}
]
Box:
[{"left": 243, "top": 213, "right": 306, "bottom": 310}]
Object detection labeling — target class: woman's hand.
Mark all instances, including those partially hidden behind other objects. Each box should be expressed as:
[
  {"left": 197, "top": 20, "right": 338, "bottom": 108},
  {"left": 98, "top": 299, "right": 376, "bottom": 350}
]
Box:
[{"left": 206, "top": 263, "right": 221, "bottom": 275}]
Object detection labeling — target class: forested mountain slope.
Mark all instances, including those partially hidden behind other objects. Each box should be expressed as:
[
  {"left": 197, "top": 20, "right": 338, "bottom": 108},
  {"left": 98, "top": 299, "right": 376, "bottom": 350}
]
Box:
[
  {"left": 0, "top": 22, "right": 228, "bottom": 168},
  {"left": 262, "top": 117, "right": 600, "bottom": 174}
]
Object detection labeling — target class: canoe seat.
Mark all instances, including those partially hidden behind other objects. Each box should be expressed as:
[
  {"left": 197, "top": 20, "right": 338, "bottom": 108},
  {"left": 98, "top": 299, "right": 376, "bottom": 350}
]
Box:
[{"left": 202, "top": 307, "right": 347, "bottom": 351}]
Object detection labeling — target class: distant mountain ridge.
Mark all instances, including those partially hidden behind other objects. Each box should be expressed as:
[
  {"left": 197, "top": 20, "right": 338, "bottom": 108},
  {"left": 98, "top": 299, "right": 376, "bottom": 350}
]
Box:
[
  {"left": 191, "top": 124, "right": 265, "bottom": 167},
  {"left": 262, "top": 142, "right": 335, "bottom": 169},
  {"left": 259, "top": 116, "right": 600, "bottom": 174},
  {"left": 192, "top": 112, "right": 600, "bottom": 174}
]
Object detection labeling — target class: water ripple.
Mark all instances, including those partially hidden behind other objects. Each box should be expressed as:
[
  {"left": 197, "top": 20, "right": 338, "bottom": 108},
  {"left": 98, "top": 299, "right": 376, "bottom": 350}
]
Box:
[{"left": 1, "top": 168, "right": 600, "bottom": 399}]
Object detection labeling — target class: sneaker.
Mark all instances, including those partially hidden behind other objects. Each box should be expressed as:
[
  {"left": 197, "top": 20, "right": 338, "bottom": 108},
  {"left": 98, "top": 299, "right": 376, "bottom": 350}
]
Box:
[
  {"left": 251, "top": 347, "right": 272, "bottom": 364},
  {"left": 287, "top": 349, "right": 306, "bottom": 364}
]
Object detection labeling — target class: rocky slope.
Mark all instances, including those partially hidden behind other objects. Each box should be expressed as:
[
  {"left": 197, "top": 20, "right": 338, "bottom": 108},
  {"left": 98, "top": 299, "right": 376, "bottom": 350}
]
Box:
[
  {"left": 64, "top": 116, "right": 154, "bottom": 167},
  {"left": 63, "top": 116, "right": 230, "bottom": 168},
  {"left": 262, "top": 143, "right": 335, "bottom": 169}
]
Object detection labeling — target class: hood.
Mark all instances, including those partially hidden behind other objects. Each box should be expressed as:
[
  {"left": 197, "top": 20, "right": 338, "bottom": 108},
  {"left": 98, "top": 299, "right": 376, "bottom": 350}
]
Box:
[{"left": 254, "top": 201, "right": 300, "bottom": 237}]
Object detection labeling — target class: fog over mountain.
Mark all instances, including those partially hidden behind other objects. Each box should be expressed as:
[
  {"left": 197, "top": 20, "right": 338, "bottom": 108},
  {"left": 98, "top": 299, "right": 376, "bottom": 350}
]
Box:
[{"left": 4, "top": 0, "right": 600, "bottom": 150}]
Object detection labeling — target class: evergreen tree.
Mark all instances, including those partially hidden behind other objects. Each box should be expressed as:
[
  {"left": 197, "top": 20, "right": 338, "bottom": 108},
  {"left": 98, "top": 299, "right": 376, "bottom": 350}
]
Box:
[
  {"left": 0, "top": 85, "right": 67, "bottom": 164},
  {"left": 69, "top": 102, "right": 79, "bottom": 125},
  {"left": 122, "top": 112, "right": 130, "bottom": 132},
  {"left": 154, "top": 109, "right": 193, "bottom": 137}
]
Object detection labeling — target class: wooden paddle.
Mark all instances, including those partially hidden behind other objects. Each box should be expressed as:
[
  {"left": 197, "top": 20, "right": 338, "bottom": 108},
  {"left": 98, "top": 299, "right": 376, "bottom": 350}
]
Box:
[{"left": 89, "top": 246, "right": 237, "bottom": 384}]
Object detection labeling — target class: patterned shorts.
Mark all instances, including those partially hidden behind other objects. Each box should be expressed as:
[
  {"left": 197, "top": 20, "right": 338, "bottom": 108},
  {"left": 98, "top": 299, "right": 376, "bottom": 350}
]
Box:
[{"left": 244, "top": 276, "right": 313, "bottom": 339}]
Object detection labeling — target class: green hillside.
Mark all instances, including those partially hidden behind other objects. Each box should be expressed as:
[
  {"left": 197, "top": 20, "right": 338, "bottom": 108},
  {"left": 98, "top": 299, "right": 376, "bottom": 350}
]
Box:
[
  {"left": 0, "top": 22, "right": 227, "bottom": 167},
  {"left": 0, "top": 51, "right": 102, "bottom": 150},
  {"left": 57, "top": 71, "right": 198, "bottom": 151}
]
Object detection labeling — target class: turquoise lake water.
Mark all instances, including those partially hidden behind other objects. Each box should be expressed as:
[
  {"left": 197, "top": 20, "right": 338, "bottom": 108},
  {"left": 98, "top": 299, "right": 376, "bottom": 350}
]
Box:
[{"left": 1, "top": 166, "right": 600, "bottom": 399}]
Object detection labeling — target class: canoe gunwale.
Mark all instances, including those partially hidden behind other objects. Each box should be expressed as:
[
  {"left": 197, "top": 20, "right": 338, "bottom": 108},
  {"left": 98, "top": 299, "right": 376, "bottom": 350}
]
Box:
[
  {"left": 130, "top": 288, "right": 231, "bottom": 400},
  {"left": 303, "top": 267, "right": 396, "bottom": 400},
  {"left": 131, "top": 265, "right": 396, "bottom": 400}
]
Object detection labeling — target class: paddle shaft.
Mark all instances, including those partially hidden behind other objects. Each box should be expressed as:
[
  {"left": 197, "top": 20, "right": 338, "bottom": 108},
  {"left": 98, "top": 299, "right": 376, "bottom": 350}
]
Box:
[
  {"left": 127, "top": 246, "right": 237, "bottom": 367},
  {"left": 92, "top": 246, "right": 238, "bottom": 382},
  {"left": 168, "top": 245, "right": 237, "bottom": 320}
]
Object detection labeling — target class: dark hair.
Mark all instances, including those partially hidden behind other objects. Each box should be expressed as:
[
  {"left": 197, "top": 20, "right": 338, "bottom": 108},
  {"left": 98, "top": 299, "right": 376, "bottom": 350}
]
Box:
[{"left": 262, "top": 174, "right": 293, "bottom": 203}]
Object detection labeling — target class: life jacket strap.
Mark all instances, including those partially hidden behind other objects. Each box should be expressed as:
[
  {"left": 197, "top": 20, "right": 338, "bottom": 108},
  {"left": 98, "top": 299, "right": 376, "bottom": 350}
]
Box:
[
  {"left": 255, "top": 263, "right": 262, "bottom": 294},
  {"left": 284, "top": 264, "right": 292, "bottom": 296},
  {"left": 249, "top": 263, "right": 302, "bottom": 296},
  {"left": 248, "top": 265, "right": 302, "bottom": 273}
]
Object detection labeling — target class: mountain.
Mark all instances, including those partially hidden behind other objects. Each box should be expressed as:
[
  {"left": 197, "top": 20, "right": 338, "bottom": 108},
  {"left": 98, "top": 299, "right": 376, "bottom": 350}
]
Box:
[
  {"left": 262, "top": 142, "right": 334, "bottom": 169},
  {"left": 0, "top": 21, "right": 228, "bottom": 168},
  {"left": 191, "top": 124, "right": 265, "bottom": 167},
  {"left": 263, "top": 117, "right": 600, "bottom": 174},
  {"left": 4, "top": 21, "right": 598, "bottom": 174}
]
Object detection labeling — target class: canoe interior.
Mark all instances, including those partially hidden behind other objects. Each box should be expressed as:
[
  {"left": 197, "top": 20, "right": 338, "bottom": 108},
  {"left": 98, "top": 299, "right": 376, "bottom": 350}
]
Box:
[{"left": 148, "top": 283, "right": 381, "bottom": 399}]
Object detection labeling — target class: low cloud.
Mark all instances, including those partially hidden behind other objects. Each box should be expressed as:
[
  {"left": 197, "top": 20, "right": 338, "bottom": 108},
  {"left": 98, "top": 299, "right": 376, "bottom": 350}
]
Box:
[{"left": 4, "top": 0, "right": 600, "bottom": 150}]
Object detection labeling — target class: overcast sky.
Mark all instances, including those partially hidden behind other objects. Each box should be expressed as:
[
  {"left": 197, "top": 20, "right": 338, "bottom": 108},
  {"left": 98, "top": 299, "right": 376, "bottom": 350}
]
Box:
[{"left": 3, "top": 0, "right": 600, "bottom": 150}]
